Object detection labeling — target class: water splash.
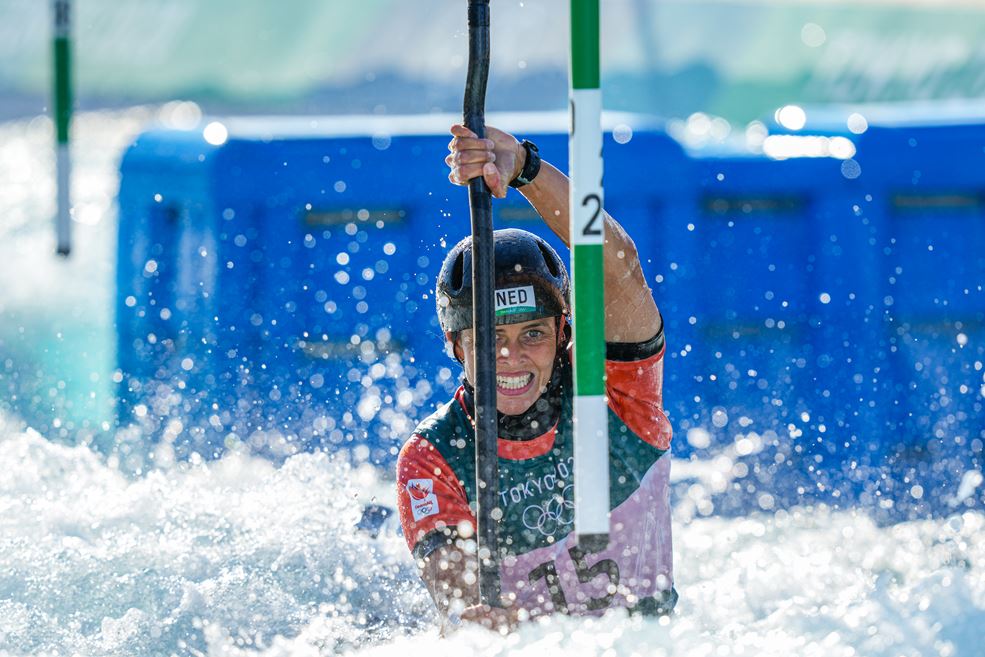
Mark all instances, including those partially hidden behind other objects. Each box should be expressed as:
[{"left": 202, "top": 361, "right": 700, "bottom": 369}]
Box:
[
  {"left": 0, "top": 424, "right": 432, "bottom": 656},
  {"left": 2, "top": 419, "right": 983, "bottom": 656}
]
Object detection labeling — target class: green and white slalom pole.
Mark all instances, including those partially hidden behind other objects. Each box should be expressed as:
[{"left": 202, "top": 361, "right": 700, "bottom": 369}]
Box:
[
  {"left": 52, "top": 0, "right": 73, "bottom": 256},
  {"left": 569, "top": 0, "right": 609, "bottom": 551}
]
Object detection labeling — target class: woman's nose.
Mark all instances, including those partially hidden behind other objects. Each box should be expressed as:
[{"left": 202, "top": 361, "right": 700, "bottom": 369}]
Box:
[{"left": 496, "top": 339, "right": 518, "bottom": 361}]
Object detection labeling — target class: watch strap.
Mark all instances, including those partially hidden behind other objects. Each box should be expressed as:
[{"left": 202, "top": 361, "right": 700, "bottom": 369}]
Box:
[{"left": 509, "top": 139, "right": 541, "bottom": 188}]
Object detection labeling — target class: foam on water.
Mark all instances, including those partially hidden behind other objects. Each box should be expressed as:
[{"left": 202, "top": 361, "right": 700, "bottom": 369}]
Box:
[
  {"left": 1, "top": 418, "right": 983, "bottom": 656},
  {"left": 0, "top": 417, "right": 432, "bottom": 656}
]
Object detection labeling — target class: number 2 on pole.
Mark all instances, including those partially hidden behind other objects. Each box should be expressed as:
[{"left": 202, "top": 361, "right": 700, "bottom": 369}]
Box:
[{"left": 581, "top": 193, "right": 602, "bottom": 236}]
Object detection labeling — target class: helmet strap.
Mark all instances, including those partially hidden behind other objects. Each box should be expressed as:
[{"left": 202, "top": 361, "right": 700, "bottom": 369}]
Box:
[
  {"left": 446, "top": 331, "right": 465, "bottom": 365},
  {"left": 556, "top": 316, "right": 572, "bottom": 351}
]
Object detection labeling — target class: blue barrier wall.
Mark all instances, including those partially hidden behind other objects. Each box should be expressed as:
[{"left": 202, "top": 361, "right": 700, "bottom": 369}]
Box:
[{"left": 117, "top": 112, "right": 984, "bottom": 513}]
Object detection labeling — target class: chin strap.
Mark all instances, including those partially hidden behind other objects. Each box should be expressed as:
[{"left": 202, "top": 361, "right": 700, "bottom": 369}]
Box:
[
  {"left": 557, "top": 315, "right": 572, "bottom": 350},
  {"left": 462, "top": 348, "right": 569, "bottom": 442}
]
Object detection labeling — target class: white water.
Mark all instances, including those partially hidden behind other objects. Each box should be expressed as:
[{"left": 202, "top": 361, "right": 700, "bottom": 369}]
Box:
[
  {"left": 2, "top": 422, "right": 982, "bottom": 657},
  {"left": 1, "top": 111, "right": 983, "bottom": 656},
  {"left": 0, "top": 424, "right": 430, "bottom": 656}
]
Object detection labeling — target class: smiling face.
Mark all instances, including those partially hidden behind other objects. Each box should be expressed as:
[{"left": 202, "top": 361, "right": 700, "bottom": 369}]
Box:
[{"left": 453, "top": 317, "right": 559, "bottom": 417}]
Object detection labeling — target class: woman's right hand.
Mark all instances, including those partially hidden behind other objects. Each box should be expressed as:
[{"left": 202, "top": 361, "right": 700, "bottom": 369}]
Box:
[
  {"left": 445, "top": 124, "right": 526, "bottom": 199},
  {"left": 454, "top": 602, "right": 521, "bottom": 633}
]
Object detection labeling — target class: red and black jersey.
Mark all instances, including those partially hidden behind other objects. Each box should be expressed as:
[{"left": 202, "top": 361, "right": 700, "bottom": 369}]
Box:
[{"left": 396, "top": 331, "right": 676, "bottom": 616}]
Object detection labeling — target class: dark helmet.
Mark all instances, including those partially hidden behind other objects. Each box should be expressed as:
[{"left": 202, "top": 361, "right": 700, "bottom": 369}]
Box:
[{"left": 436, "top": 228, "right": 570, "bottom": 333}]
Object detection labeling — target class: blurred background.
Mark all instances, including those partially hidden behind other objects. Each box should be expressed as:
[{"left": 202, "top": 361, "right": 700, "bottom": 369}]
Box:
[{"left": 4, "top": 0, "right": 985, "bottom": 120}]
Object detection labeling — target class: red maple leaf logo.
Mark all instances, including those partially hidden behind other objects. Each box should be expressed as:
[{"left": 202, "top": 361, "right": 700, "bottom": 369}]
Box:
[{"left": 407, "top": 480, "right": 432, "bottom": 501}]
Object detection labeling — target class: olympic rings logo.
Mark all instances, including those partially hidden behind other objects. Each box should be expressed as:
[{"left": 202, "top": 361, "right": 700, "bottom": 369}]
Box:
[{"left": 522, "top": 485, "right": 575, "bottom": 537}]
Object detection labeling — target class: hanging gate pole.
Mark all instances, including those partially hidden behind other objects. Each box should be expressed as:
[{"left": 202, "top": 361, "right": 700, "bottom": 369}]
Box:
[
  {"left": 569, "top": 0, "right": 610, "bottom": 550},
  {"left": 52, "top": 0, "right": 73, "bottom": 257},
  {"left": 464, "top": 0, "right": 503, "bottom": 607}
]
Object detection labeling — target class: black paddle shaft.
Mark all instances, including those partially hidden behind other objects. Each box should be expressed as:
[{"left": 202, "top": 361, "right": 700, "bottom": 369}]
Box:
[{"left": 464, "top": 0, "right": 502, "bottom": 608}]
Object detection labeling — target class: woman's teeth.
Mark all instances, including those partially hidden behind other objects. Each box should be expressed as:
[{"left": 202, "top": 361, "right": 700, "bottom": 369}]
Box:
[{"left": 497, "top": 373, "right": 533, "bottom": 390}]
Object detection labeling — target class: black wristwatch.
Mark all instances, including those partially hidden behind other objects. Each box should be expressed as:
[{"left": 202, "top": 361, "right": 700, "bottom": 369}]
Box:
[{"left": 509, "top": 139, "right": 541, "bottom": 188}]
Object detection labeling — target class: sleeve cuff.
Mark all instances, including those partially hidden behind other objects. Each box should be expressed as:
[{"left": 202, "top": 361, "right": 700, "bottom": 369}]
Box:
[
  {"left": 411, "top": 528, "right": 462, "bottom": 561},
  {"left": 606, "top": 328, "right": 665, "bottom": 362}
]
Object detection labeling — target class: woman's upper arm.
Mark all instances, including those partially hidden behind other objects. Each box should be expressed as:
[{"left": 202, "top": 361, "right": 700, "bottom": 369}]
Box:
[{"left": 602, "top": 216, "right": 661, "bottom": 343}]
